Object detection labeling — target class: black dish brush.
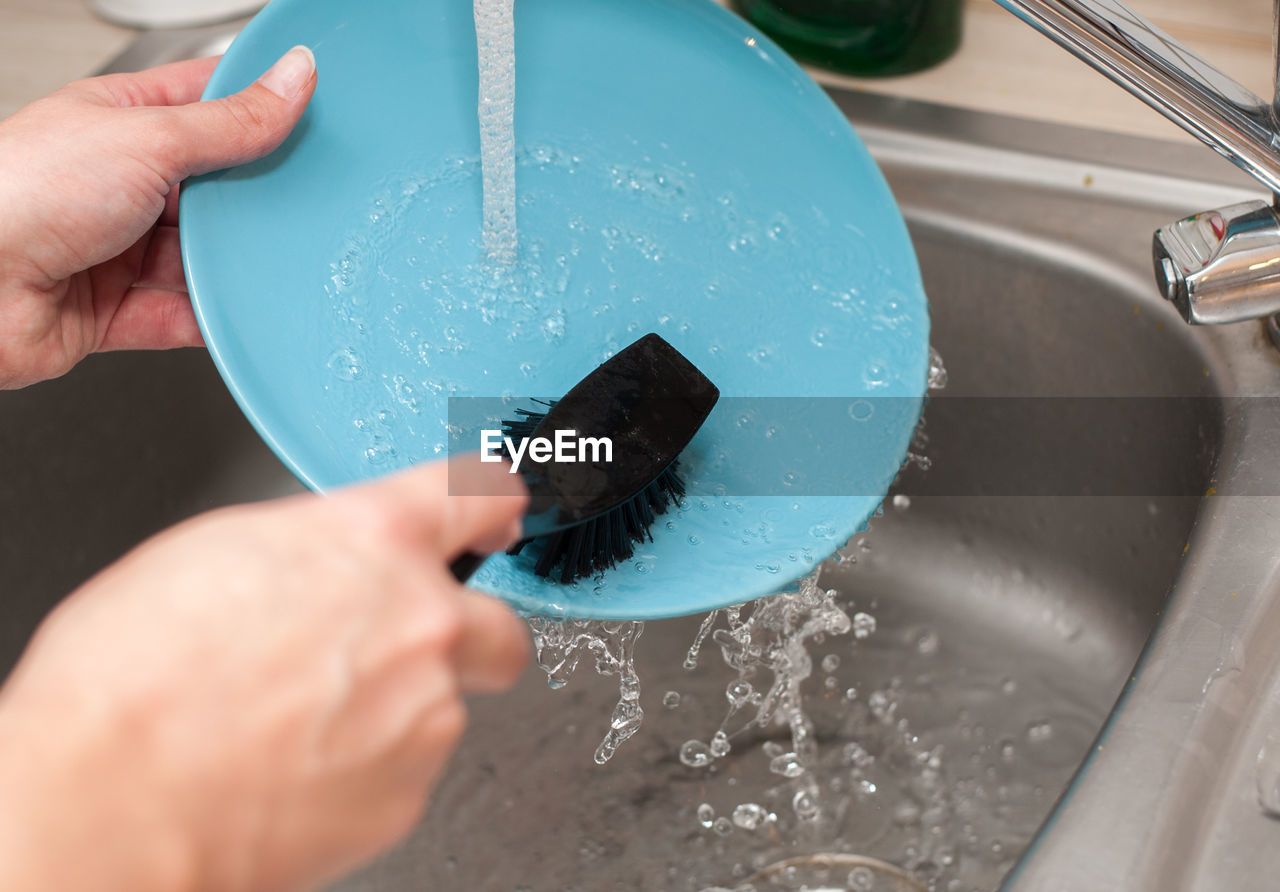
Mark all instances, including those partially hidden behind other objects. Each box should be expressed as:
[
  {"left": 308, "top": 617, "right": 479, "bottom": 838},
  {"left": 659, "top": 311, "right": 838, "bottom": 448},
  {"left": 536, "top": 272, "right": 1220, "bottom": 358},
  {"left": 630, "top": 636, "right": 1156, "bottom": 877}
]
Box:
[
  {"left": 501, "top": 401, "right": 687, "bottom": 582},
  {"left": 448, "top": 333, "right": 719, "bottom": 583}
]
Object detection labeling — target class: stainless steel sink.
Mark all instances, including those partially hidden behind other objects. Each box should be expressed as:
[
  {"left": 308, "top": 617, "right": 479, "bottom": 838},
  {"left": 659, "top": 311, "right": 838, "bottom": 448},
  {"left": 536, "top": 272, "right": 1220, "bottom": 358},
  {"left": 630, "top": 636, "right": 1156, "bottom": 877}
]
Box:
[{"left": 2, "top": 27, "right": 1278, "bottom": 892}]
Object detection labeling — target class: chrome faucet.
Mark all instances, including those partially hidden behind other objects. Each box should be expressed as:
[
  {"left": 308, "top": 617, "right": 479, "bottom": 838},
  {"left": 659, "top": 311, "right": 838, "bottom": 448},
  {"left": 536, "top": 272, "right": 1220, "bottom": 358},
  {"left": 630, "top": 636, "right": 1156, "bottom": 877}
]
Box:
[{"left": 990, "top": 0, "right": 1280, "bottom": 326}]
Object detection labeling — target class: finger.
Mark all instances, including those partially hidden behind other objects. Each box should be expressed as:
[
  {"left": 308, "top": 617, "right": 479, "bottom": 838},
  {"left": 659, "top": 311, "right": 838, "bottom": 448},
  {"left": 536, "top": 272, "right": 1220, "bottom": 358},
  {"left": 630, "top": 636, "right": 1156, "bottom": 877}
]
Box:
[
  {"left": 352, "top": 456, "right": 528, "bottom": 559},
  {"left": 98, "top": 288, "right": 204, "bottom": 352},
  {"left": 161, "top": 183, "right": 181, "bottom": 228},
  {"left": 87, "top": 56, "right": 223, "bottom": 109},
  {"left": 440, "top": 454, "right": 530, "bottom": 556},
  {"left": 152, "top": 45, "right": 317, "bottom": 181},
  {"left": 134, "top": 226, "right": 187, "bottom": 292},
  {"left": 453, "top": 591, "right": 530, "bottom": 693}
]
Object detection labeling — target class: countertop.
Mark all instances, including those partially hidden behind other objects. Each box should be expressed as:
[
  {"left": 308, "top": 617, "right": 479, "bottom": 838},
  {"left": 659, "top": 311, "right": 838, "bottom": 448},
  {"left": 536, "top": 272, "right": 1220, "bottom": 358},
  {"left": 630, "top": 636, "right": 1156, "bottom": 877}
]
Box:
[{"left": 0, "top": 0, "right": 1274, "bottom": 146}]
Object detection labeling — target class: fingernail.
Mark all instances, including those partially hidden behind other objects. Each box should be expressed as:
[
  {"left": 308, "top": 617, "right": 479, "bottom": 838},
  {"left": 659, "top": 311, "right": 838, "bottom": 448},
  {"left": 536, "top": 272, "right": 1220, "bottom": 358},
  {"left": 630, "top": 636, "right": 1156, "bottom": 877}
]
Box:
[{"left": 259, "top": 45, "right": 315, "bottom": 99}]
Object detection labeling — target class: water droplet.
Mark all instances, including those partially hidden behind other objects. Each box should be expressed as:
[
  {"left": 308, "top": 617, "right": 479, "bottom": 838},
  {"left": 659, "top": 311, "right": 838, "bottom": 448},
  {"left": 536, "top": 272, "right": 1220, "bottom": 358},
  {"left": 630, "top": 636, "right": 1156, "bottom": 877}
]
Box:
[
  {"left": 893, "top": 799, "right": 921, "bottom": 825},
  {"left": 769, "top": 752, "right": 805, "bottom": 778},
  {"left": 792, "top": 790, "right": 820, "bottom": 821},
  {"left": 852, "top": 612, "right": 877, "bottom": 639},
  {"left": 844, "top": 742, "right": 874, "bottom": 768},
  {"left": 848, "top": 866, "right": 876, "bottom": 891},
  {"left": 848, "top": 400, "right": 874, "bottom": 421},
  {"left": 364, "top": 442, "right": 396, "bottom": 464},
  {"left": 697, "top": 803, "right": 715, "bottom": 828},
  {"left": 892, "top": 493, "right": 911, "bottom": 511},
  {"left": 391, "top": 375, "right": 420, "bottom": 412},
  {"left": 326, "top": 348, "right": 363, "bottom": 381},
  {"left": 710, "top": 731, "right": 731, "bottom": 757},
  {"left": 1027, "top": 721, "right": 1054, "bottom": 744},
  {"left": 915, "top": 628, "right": 940, "bottom": 654},
  {"left": 731, "top": 803, "right": 768, "bottom": 830},
  {"left": 928, "top": 345, "right": 949, "bottom": 390},
  {"left": 726, "top": 681, "right": 753, "bottom": 708},
  {"left": 541, "top": 311, "right": 566, "bottom": 340},
  {"left": 680, "top": 740, "right": 713, "bottom": 768},
  {"left": 662, "top": 690, "right": 681, "bottom": 709},
  {"left": 864, "top": 363, "right": 890, "bottom": 387}
]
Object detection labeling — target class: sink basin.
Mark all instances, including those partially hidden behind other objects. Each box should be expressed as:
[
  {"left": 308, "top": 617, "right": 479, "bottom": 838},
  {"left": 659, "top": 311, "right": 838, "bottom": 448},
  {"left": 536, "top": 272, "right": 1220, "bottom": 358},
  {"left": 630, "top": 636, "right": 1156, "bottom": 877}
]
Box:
[{"left": 3, "top": 28, "right": 1279, "bottom": 892}]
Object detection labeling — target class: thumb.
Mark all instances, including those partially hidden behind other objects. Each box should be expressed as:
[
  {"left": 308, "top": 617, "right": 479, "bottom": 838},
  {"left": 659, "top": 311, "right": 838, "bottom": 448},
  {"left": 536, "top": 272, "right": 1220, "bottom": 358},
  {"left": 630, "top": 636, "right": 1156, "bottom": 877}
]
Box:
[{"left": 159, "top": 45, "right": 317, "bottom": 180}]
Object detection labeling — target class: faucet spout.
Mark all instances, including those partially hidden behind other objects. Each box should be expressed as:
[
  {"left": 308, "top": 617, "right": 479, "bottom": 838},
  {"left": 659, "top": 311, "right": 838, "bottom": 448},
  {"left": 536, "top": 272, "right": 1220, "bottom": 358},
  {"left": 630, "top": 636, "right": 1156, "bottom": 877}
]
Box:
[
  {"left": 991, "top": 0, "right": 1280, "bottom": 192},
  {"left": 992, "top": 0, "right": 1280, "bottom": 325}
]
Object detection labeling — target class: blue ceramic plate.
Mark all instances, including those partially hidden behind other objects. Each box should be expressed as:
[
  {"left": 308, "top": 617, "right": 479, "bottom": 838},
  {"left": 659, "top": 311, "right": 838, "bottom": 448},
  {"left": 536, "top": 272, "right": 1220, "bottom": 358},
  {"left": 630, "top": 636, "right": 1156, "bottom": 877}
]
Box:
[{"left": 180, "top": 0, "right": 929, "bottom": 620}]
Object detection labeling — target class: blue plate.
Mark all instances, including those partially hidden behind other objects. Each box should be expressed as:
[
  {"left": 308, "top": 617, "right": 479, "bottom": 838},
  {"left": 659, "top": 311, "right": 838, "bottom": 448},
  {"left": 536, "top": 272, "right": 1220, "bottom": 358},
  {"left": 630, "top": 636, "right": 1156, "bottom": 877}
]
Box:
[{"left": 180, "top": 0, "right": 929, "bottom": 620}]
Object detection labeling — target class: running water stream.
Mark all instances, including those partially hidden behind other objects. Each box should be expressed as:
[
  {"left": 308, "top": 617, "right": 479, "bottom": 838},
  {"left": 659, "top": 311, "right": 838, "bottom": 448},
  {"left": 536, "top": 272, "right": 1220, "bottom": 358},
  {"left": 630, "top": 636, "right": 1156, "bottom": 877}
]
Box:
[{"left": 474, "top": 0, "right": 518, "bottom": 265}]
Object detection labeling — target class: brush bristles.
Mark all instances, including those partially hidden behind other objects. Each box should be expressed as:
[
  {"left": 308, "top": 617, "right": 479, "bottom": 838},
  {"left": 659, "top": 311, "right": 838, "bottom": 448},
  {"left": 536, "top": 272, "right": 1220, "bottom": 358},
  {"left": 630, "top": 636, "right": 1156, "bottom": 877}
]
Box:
[{"left": 500, "top": 406, "right": 685, "bottom": 583}]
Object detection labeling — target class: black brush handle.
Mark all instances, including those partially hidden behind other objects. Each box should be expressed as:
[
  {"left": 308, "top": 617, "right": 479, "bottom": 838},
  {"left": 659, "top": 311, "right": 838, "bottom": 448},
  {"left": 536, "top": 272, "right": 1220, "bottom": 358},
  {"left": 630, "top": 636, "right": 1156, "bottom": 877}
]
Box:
[{"left": 449, "top": 551, "right": 487, "bottom": 582}]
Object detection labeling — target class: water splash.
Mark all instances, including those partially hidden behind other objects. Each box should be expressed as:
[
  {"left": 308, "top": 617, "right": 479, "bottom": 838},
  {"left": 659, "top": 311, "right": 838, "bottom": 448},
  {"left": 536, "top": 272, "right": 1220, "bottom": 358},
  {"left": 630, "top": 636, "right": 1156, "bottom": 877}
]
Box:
[
  {"left": 680, "top": 573, "right": 850, "bottom": 799},
  {"left": 527, "top": 617, "right": 645, "bottom": 764},
  {"left": 900, "top": 345, "right": 947, "bottom": 474},
  {"left": 521, "top": 352, "right": 952, "bottom": 793},
  {"left": 927, "top": 345, "right": 948, "bottom": 391},
  {"left": 674, "top": 574, "right": 960, "bottom": 886}
]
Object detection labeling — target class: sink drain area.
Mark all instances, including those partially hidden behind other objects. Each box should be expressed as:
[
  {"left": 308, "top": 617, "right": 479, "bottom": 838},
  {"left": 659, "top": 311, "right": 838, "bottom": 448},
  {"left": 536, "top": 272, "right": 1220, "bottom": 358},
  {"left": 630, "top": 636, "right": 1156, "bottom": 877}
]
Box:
[{"left": 745, "top": 853, "right": 927, "bottom": 892}]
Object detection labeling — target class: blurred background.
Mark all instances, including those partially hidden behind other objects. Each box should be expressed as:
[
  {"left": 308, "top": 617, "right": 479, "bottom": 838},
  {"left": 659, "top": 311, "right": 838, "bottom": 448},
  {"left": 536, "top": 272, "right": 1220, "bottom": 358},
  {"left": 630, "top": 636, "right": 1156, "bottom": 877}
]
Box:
[{"left": 0, "top": 0, "right": 1270, "bottom": 142}]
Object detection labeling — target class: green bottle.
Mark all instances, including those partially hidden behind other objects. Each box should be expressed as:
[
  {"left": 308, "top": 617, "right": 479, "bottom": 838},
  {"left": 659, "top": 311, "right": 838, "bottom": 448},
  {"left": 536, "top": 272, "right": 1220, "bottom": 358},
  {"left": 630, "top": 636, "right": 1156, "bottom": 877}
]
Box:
[{"left": 735, "top": 0, "right": 963, "bottom": 77}]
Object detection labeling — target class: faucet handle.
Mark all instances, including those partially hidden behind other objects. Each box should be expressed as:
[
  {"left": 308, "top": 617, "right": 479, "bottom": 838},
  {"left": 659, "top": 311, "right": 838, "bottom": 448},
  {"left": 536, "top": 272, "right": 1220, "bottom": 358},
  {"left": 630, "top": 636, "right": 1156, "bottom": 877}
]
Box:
[{"left": 1152, "top": 200, "right": 1280, "bottom": 325}]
